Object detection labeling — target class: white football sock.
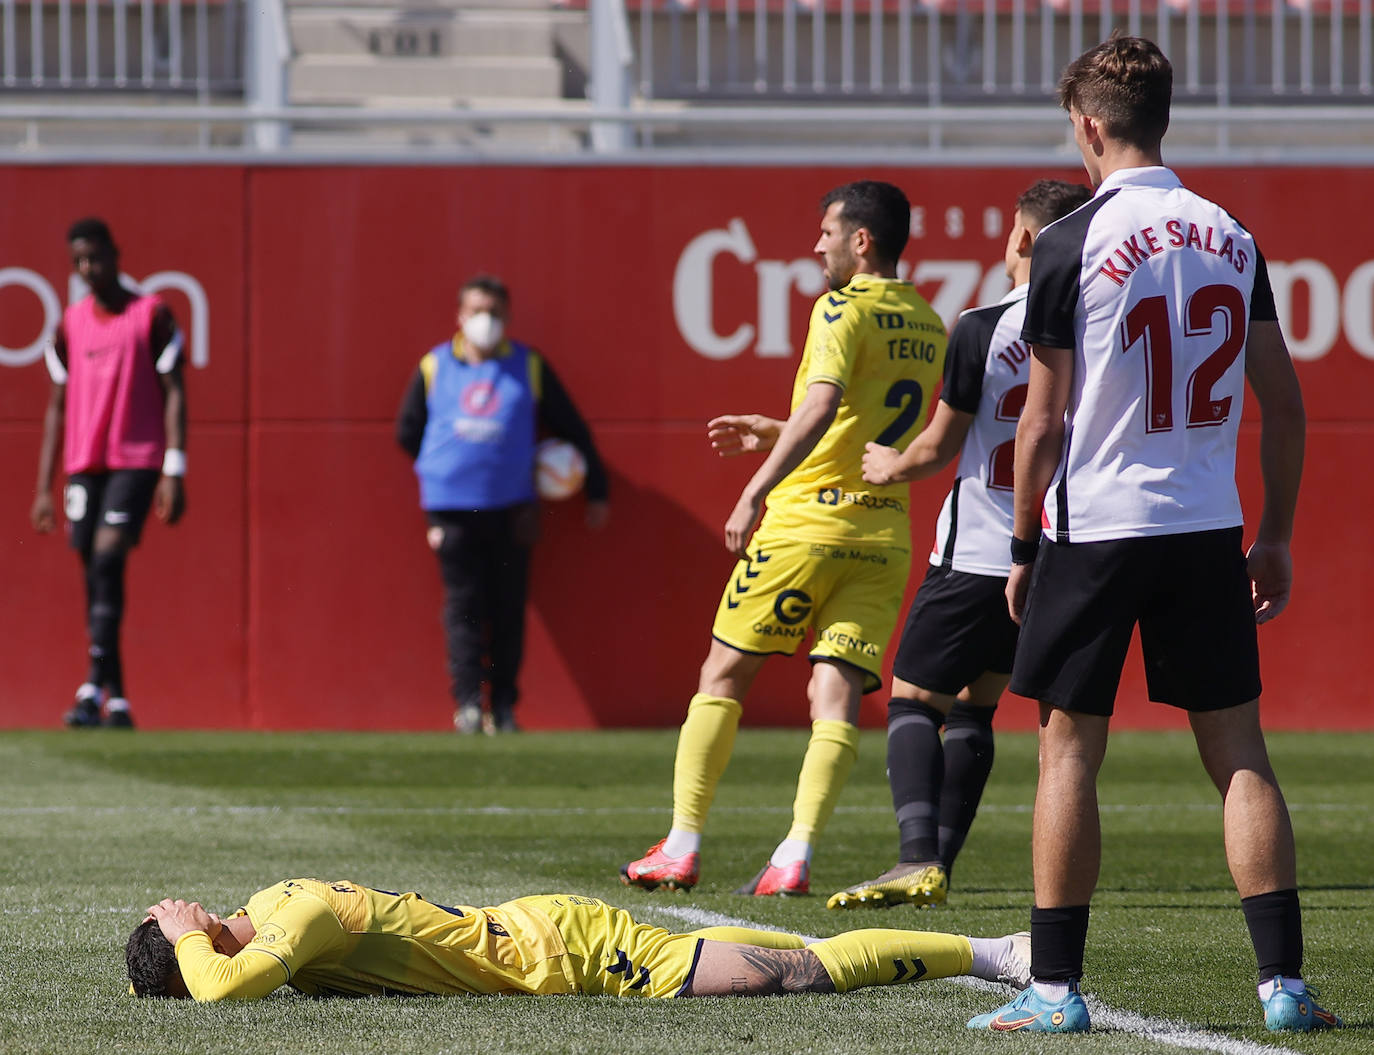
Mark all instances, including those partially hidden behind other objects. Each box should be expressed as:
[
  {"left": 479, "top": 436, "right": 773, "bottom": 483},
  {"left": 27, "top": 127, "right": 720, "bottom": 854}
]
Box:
[
  {"left": 662, "top": 829, "right": 701, "bottom": 858},
  {"left": 968, "top": 936, "right": 1009, "bottom": 981},
  {"left": 769, "top": 838, "right": 812, "bottom": 868},
  {"left": 1032, "top": 979, "right": 1073, "bottom": 1002}
]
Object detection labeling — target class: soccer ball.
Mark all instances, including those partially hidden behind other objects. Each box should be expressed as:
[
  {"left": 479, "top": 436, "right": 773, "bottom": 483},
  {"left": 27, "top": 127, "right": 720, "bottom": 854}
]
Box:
[{"left": 535, "top": 438, "right": 586, "bottom": 501}]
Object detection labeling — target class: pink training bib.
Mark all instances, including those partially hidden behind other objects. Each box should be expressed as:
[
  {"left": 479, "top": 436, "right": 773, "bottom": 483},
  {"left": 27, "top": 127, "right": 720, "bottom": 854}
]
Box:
[{"left": 62, "top": 293, "right": 165, "bottom": 474}]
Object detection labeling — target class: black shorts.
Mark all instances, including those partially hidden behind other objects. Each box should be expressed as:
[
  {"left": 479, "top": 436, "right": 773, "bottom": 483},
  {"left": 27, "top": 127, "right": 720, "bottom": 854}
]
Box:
[
  {"left": 64, "top": 469, "right": 160, "bottom": 552},
  {"left": 891, "top": 564, "right": 1019, "bottom": 695},
  {"left": 1009, "top": 527, "right": 1262, "bottom": 716}
]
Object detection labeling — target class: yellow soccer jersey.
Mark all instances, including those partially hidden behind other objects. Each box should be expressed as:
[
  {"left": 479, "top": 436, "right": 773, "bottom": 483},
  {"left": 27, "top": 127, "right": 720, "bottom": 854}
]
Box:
[
  {"left": 761, "top": 275, "right": 947, "bottom": 546},
  {"left": 173, "top": 879, "right": 575, "bottom": 1001}
]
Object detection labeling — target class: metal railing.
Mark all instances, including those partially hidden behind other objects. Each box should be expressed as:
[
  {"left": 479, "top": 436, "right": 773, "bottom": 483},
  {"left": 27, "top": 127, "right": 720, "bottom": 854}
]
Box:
[
  {"left": 628, "top": 0, "right": 1373, "bottom": 102},
  {"left": 0, "top": 0, "right": 1370, "bottom": 160},
  {"left": 0, "top": 0, "right": 243, "bottom": 95},
  {"left": 241, "top": 0, "right": 288, "bottom": 148}
]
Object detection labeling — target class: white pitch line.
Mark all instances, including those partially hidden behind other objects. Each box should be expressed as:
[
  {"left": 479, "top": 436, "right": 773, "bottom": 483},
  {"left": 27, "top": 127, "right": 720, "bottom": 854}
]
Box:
[
  {"left": 1085, "top": 1002, "right": 1301, "bottom": 1055},
  {"left": 645, "top": 904, "right": 802, "bottom": 935},
  {"left": 648, "top": 904, "right": 1301, "bottom": 1055}
]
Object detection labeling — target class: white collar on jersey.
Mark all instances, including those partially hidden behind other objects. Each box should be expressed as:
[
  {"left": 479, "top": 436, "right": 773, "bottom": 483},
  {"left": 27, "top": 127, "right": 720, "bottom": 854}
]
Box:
[
  {"left": 1094, "top": 165, "right": 1182, "bottom": 196},
  {"left": 998, "top": 283, "right": 1030, "bottom": 305}
]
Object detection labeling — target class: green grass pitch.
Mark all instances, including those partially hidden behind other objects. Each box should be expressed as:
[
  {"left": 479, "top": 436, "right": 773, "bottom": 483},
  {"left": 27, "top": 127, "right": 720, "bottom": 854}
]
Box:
[{"left": 0, "top": 728, "right": 1368, "bottom": 1054}]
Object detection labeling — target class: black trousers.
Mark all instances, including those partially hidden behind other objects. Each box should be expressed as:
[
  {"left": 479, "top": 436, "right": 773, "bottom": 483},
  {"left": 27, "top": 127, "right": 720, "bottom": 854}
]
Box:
[{"left": 429, "top": 505, "right": 536, "bottom": 713}]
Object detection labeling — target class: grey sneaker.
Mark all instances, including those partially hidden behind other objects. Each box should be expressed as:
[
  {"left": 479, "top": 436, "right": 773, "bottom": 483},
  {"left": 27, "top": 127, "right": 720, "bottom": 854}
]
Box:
[{"left": 453, "top": 702, "right": 483, "bottom": 735}]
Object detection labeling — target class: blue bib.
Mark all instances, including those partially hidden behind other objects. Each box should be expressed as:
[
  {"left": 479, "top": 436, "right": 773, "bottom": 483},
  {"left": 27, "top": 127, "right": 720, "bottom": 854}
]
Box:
[{"left": 414, "top": 340, "right": 537, "bottom": 510}]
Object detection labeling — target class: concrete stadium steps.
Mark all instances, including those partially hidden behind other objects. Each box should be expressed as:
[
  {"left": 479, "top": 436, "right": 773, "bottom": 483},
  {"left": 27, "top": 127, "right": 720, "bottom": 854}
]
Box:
[
  {"left": 284, "top": 2, "right": 578, "bottom": 108},
  {"left": 287, "top": 9, "right": 557, "bottom": 60},
  {"left": 289, "top": 54, "right": 564, "bottom": 104}
]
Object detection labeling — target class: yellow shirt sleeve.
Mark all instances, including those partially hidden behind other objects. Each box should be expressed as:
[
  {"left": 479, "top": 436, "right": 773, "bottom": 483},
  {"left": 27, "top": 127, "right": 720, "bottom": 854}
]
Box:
[
  {"left": 527, "top": 349, "right": 544, "bottom": 401},
  {"left": 419, "top": 350, "right": 439, "bottom": 393},
  {"left": 175, "top": 893, "right": 346, "bottom": 1001},
  {"left": 802, "top": 294, "right": 861, "bottom": 394}
]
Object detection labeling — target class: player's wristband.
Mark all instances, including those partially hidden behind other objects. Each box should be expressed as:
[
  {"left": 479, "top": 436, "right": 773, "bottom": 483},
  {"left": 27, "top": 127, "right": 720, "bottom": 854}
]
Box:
[
  {"left": 162, "top": 449, "right": 187, "bottom": 478},
  {"left": 1010, "top": 534, "right": 1040, "bottom": 566}
]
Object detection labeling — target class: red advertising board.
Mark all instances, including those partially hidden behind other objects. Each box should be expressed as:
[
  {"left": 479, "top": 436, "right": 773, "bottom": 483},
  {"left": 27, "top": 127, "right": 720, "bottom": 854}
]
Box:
[{"left": 1, "top": 163, "right": 1371, "bottom": 732}]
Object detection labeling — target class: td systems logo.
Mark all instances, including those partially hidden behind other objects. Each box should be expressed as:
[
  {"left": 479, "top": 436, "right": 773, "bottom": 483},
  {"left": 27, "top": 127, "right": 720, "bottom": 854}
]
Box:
[
  {"left": 0, "top": 269, "right": 209, "bottom": 369},
  {"left": 671, "top": 218, "right": 1374, "bottom": 363}
]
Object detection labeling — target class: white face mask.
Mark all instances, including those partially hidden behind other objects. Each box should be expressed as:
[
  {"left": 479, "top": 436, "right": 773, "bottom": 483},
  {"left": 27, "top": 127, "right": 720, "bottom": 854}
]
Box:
[{"left": 462, "top": 312, "right": 505, "bottom": 352}]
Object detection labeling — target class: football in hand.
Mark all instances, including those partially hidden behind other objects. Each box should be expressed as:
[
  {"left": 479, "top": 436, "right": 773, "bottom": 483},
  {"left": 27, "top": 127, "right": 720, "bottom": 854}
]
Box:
[{"left": 535, "top": 438, "right": 587, "bottom": 501}]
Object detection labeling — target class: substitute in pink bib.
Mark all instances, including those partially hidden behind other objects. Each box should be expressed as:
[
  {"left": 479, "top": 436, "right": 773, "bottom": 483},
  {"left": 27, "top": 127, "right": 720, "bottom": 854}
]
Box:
[{"left": 30, "top": 217, "right": 188, "bottom": 731}]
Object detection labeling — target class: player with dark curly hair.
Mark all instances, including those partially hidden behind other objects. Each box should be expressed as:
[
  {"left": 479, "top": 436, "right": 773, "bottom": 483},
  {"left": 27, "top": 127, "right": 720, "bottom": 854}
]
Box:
[{"left": 127, "top": 877, "right": 1030, "bottom": 1002}]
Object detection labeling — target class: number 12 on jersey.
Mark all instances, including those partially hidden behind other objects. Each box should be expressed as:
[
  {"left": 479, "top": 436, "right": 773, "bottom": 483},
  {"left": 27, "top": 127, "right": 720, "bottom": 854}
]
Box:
[{"left": 1121, "top": 283, "right": 1247, "bottom": 434}]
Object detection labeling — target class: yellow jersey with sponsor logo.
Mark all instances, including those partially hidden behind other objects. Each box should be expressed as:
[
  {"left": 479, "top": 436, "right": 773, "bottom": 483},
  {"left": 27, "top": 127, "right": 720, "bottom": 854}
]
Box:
[
  {"left": 761, "top": 275, "right": 947, "bottom": 546},
  {"left": 173, "top": 878, "right": 575, "bottom": 1001}
]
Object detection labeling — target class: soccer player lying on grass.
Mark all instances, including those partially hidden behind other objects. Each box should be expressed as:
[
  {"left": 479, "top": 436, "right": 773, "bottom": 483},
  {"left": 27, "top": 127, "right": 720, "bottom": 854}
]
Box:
[{"left": 127, "top": 878, "right": 1029, "bottom": 1002}]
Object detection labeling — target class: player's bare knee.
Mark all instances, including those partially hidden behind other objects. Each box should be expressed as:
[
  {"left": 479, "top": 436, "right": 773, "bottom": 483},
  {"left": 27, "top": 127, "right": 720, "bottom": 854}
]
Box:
[
  {"left": 961, "top": 671, "right": 1011, "bottom": 709},
  {"left": 892, "top": 678, "right": 955, "bottom": 715},
  {"left": 807, "top": 662, "right": 861, "bottom": 723},
  {"left": 1190, "top": 702, "right": 1273, "bottom": 785},
  {"left": 698, "top": 640, "right": 761, "bottom": 699}
]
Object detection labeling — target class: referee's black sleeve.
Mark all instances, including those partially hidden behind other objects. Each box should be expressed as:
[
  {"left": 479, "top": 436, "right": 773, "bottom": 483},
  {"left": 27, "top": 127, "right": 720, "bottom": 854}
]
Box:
[
  {"left": 395, "top": 367, "right": 428, "bottom": 459},
  {"left": 537, "top": 360, "right": 610, "bottom": 503}
]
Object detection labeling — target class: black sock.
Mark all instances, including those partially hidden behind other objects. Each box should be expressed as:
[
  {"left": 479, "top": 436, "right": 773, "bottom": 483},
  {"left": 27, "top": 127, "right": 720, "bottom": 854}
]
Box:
[
  {"left": 87, "top": 547, "right": 127, "bottom": 697},
  {"left": 886, "top": 698, "right": 945, "bottom": 864},
  {"left": 81, "top": 552, "right": 101, "bottom": 688},
  {"left": 1241, "top": 888, "right": 1303, "bottom": 983},
  {"left": 937, "top": 701, "right": 996, "bottom": 873},
  {"left": 1030, "top": 904, "right": 1090, "bottom": 982}
]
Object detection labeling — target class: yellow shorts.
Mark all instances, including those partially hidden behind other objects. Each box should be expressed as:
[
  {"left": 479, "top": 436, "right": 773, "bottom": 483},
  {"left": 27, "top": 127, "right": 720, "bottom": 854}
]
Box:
[
  {"left": 512, "top": 895, "right": 702, "bottom": 999},
  {"left": 710, "top": 533, "right": 911, "bottom": 694}
]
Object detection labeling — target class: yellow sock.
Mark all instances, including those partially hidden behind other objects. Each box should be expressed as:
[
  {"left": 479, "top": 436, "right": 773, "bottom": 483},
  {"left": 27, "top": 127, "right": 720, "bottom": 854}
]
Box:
[
  {"left": 785, "top": 719, "right": 859, "bottom": 844},
  {"left": 809, "top": 930, "right": 973, "bottom": 993},
  {"left": 688, "top": 926, "right": 807, "bottom": 949},
  {"left": 671, "top": 694, "right": 743, "bottom": 833}
]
